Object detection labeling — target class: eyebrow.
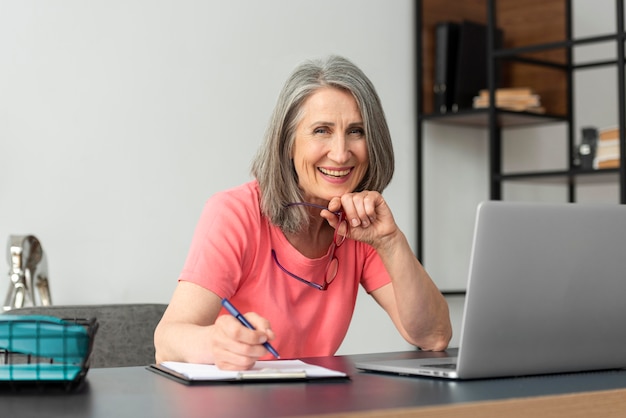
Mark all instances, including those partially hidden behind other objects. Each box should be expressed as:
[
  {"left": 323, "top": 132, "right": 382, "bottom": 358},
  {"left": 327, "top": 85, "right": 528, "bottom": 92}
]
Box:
[{"left": 308, "top": 121, "right": 364, "bottom": 128}]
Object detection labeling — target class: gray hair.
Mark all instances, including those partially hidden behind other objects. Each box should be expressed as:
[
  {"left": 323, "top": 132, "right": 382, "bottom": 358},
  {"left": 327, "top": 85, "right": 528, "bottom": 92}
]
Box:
[{"left": 250, "top": 55, "right": 394, "bottom": 233}]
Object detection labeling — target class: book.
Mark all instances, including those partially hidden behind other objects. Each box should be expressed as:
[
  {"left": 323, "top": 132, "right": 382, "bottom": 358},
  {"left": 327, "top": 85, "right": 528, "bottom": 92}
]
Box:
[
  {"left": 599, "top": 126, "right": 619, "bottom": 141},
  {"left": 147, "top": 359, "right": 349, "bottom": 385},
  {"left": 433, "top": 22, "right": 459, "bottom": 113},
  {"left": 473, "top": 88, "right": 545, "bottom": 113},
  {"left": 478, "top": 87, "right": 534, "bottom": 98},
  {"left": 594, "top": 126, "right": 620, "bottom": 169},
  {"left": 596, "top": 159, "right": 620, "bottom": 169}
]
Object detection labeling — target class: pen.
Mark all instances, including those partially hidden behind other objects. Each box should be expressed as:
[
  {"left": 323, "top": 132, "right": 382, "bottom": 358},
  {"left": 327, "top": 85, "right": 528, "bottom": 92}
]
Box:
[{"left": 221, "top": 298, "right": 280, "bottom": 359}]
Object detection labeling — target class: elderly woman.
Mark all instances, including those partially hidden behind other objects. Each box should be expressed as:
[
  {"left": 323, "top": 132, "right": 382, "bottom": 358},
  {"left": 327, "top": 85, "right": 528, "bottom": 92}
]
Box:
[{"left": 154, "top": 55, "right": 451, "bottom": 370}]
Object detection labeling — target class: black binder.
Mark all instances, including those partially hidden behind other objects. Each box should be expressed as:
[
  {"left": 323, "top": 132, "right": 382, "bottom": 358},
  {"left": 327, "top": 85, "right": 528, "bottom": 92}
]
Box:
[
  {"left": 433, "top": 22, "right": 459, "bottom": 114},
  {"left": 453, "top": 21, "right": 502, "bottom": 112}
]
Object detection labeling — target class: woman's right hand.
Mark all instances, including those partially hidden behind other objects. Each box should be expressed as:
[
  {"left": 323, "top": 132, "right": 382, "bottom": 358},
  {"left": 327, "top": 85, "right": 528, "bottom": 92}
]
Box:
[
  {"left": 154, "top": 282, "right": 276, "bottom": 370},
  {"left": 208, "top": 312, "right": 276, "bottom": 370}
]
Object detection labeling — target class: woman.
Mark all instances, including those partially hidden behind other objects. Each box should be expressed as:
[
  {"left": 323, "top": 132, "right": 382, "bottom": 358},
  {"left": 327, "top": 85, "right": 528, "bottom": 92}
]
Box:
[{"left": 154, "top": 55, "right": 451, "bottom": 370}]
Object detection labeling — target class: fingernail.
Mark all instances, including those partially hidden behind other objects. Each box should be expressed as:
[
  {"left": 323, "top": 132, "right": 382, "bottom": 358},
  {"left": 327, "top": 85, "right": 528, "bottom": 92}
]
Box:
[
  {"left": 351, "top": 218, "right": 359, "bottom": 227},
  {"left": 259, "top": 336, "right": 267, "bottom": 344}
]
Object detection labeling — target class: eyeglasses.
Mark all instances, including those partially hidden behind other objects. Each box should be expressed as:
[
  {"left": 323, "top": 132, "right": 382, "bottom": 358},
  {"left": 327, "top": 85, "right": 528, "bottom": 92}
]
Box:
[{"left": 271, "top": 202, "right": 348, "bottom": 291}]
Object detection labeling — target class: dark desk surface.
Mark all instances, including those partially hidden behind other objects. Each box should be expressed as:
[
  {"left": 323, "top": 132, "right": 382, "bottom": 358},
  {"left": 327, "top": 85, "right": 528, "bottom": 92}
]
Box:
[{"left": 2, "top": 350, "right": 626, "bottom": 418}]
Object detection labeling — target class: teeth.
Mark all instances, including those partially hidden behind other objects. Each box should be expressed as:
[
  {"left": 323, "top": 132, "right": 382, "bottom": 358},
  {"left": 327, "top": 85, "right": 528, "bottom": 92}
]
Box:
[{"left": 319, "top": 167, "right": 351, "bottom": 177}]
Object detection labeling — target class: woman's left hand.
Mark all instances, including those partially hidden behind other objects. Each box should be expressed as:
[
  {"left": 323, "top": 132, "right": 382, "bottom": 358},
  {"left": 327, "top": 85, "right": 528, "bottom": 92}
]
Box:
[{"left": 323, "top": 191, "right": 399, "bottom": 249}]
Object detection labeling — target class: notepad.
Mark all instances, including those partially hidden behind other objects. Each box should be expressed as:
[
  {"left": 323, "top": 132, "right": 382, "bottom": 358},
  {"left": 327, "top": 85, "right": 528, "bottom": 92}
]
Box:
[{"left": 148, "top": 359, "right": 348, "bottom": 384}]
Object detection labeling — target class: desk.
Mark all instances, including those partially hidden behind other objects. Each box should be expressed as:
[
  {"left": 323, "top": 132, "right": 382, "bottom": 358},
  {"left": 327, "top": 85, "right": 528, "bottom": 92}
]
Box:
[{"left": 2, "top": 350, "right": 625, "bottom": 417}]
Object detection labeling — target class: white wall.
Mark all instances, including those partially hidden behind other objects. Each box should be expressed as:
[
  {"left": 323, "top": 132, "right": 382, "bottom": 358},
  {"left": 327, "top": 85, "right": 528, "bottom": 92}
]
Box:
[{"left": 0, "top": 0, "right": 416, "bottom": 354}]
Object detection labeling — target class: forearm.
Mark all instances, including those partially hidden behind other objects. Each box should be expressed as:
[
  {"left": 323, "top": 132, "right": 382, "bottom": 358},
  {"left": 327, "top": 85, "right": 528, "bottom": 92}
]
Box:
[
  {"left": 154, "top": 321, "right": 217, "bottom": 364},
  {"left": 375, "top": 230, "right": 452, "bottom": 351}
]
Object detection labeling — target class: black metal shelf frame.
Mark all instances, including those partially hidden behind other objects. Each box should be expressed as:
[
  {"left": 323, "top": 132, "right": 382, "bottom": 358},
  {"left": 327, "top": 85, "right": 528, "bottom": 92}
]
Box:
[{"left": 416, "top": 0, "right": 626, "bottom": 262}]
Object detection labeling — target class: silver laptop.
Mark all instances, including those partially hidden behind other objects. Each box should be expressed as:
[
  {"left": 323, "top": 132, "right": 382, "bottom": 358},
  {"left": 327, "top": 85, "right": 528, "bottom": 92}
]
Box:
[{"left": 356, "top": 201, "right": 626, "bottom": 379}]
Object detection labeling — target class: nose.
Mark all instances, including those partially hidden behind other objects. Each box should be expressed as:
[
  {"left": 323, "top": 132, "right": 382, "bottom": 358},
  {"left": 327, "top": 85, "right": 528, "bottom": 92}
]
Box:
[{"left": 327, "top": 133, "right": 351, "bottom": 164}]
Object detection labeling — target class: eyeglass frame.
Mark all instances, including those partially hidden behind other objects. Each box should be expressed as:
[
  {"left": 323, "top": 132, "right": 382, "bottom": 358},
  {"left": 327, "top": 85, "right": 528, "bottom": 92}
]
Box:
[{"left": 271, "top": 202, "right": 348, "bottom": 291}]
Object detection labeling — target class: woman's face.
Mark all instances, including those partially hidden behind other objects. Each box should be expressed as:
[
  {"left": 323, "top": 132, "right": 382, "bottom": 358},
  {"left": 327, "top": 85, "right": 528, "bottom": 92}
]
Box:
[{"left": 291, "top": 87, "right": 369, "bottom": 205}]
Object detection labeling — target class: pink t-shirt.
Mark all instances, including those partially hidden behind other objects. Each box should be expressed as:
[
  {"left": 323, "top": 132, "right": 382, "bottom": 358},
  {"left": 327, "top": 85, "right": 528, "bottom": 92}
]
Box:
[{"left": 179, "top": 181, "right": 391, "bottom": 359}]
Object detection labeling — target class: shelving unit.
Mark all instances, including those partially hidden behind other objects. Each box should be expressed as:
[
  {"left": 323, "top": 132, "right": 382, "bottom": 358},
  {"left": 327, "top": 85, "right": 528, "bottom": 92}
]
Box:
[{"left": 416, "top": 0, "right": 626, "bottom": 262}]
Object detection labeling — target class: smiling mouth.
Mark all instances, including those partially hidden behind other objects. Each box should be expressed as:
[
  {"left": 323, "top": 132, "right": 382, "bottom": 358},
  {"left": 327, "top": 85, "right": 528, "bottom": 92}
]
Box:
[{"left": 318, "top": 167, "right": 351, "bottom": 178}]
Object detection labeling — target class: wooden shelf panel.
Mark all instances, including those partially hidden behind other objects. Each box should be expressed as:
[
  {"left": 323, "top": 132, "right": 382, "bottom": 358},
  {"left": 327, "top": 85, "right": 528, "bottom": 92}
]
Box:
[{"left": 497, "top": 0, "right": 568, "bottom": 61}]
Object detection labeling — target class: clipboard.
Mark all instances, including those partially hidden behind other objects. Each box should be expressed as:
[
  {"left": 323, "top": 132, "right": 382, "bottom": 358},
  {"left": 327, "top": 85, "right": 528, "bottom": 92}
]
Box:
[{"left": 147, "top": 359, "right": 349, "bottom": 385}]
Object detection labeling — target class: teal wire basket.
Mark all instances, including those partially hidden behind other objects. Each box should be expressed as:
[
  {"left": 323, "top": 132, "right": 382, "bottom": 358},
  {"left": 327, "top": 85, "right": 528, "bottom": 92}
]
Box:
[{"left": 0, "top": 315, "right": 98, "bottom": 391}]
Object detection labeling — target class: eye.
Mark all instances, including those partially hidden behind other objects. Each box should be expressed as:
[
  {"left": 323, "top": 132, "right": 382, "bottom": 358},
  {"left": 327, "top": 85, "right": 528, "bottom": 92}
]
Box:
[
  {"left": 348, "top": 127, "right": 365, "bottom": 137},
  {"left": 313, "top": 126, "right": 330, "bottom": 135}
]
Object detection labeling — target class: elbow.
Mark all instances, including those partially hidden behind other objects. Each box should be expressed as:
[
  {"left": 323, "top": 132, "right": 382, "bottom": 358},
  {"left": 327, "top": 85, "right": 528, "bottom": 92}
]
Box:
[
  {"left": 405, "top": 317, "right": 453, "bottom": 352},
  {"left": 416, "top": 332, "right": 451, "bottom": 352},
  {"left": 427, "top": 334, "right": 452, "bottom": 351},
  {"left": 154, "top": 350, "right": 165, "bottom": 364},
  {"left": 411, "top": 321, "right": 453, "bottom": 352},
  {"left": 153, "top": 322, "right": 167, "bottom": 363}
]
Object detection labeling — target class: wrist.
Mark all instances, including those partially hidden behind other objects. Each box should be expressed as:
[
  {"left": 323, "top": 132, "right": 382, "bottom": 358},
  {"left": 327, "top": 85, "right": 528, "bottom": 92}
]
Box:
[{"left": 374, "top": 228, "right": 405, "bottom": 255}]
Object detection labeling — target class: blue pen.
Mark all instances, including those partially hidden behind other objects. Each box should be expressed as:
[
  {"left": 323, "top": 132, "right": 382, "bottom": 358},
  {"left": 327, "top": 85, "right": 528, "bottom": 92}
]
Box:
[{"left": 221, "top": 298, "right": 280, "bottom": 359}]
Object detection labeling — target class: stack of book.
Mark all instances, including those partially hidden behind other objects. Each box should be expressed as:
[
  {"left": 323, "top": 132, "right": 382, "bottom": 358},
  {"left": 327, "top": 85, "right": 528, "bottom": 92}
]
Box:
[
  {"left": 594, "top": 126, "right": 620, "bottom": 169},
  {"left": 472, "top": 88, "right": 545, "bottom": 113}
]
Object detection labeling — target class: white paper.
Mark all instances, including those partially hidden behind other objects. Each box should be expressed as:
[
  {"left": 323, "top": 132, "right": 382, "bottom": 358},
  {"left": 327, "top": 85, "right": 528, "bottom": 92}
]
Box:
[{"left": 160, "top": 359, "right": 347, "bottom": 381}]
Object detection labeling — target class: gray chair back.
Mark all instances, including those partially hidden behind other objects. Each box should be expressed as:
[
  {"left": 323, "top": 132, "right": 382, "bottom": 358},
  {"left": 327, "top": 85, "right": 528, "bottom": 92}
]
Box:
[{"left": 3, "top": 303, "right": 167, "bottom": 368}]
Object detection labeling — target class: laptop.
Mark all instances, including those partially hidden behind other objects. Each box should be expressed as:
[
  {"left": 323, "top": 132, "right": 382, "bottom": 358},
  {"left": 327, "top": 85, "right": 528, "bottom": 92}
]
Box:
[{"left": 355, "top": 200, "right": 626, "bottom": 379}]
